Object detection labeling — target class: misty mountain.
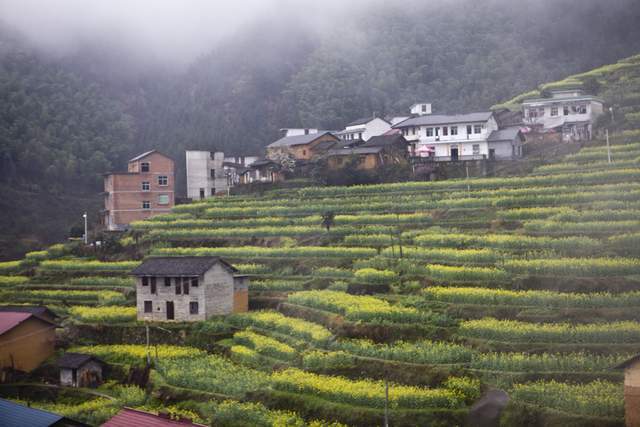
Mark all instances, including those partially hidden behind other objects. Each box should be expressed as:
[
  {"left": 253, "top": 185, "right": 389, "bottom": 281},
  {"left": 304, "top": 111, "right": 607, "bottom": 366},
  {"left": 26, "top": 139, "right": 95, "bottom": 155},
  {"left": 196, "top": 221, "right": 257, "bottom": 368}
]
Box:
[{"left": 1, "top": 0, "right": 640, "bottom": 258}]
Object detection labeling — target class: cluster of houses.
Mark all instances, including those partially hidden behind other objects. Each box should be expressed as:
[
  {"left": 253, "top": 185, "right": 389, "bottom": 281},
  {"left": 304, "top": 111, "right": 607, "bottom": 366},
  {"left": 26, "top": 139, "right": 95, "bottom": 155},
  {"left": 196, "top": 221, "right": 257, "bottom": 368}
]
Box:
[{"left": 101, "top": 90, "right": 604, "bottom": 230}]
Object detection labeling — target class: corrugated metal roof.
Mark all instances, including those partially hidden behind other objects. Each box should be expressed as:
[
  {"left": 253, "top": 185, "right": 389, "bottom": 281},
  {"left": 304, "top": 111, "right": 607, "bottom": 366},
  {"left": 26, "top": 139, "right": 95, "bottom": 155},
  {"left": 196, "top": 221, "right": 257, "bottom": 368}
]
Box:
[
  {"left": 0, "top": 398, "right": 64, "bottom": 427},
  {"left": 101, "top": 408, "right": 207, "bottom": 427},
  {"left": 130, "top": 257, "right": 237, "bottom": 276},
  {"left": 393, "top": 112, "right": 494, "bottom": 128},
  {"left": 0, "top": 312, "right": 33, "bottom": 336},
  {"left": 0, "top": 306, "right": 58, "bottom": 319},
  {"left": 267, "top": 132, "right": 336, "bottom": 148}
]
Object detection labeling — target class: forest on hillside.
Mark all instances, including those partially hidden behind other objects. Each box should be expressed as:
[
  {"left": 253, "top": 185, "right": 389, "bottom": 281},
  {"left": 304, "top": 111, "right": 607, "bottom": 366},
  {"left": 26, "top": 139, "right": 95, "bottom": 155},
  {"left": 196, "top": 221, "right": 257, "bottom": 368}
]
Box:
[{"left": 1, "top": 0, "right": 640, "bottom": 258}]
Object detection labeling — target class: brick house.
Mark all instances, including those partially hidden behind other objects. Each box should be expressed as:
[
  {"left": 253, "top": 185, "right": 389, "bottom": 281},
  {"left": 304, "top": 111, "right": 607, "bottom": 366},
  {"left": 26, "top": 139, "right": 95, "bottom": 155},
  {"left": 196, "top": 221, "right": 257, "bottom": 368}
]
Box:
[
  {"left": 102, "top": 150, "right": 175, "bottom": 231},
  {"left": 266, "top": 132, "right": 339, "bottom": 161},
  {"left": 325, "top": 134, "right": 410, "bottom": 171},
  {"left": 131, "top": 257, "right": 248, "bottom": 322},
  {"left": 0, "top": 311, "right": 57, "bottom": 374}
]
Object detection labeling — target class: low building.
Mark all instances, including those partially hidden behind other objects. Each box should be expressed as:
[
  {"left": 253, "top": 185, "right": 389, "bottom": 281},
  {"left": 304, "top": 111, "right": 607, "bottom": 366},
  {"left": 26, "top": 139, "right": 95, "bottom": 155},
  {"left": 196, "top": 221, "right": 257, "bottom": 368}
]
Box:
[
  {"left": 266, "top": 132, "right": 340, "bottom": 161},
  {"left": 521, "top": 89, "right": 604, "bottom": 141},
  {"left": 131, "top": 257, "right": 248, "bottom": 322},
  {"left": 57, "top": 353, "right": 106, "bottom": 388},
  {"left": 0, "top": 311, "right": 56, "bottom": 374},
  {"left": 279, "top": 128, "right": 320, "bottom": 137},
  {"left": 0, "top": 398, "right": 88, "bottom": 427},
  {"left": 0, "top": 305, "right": 58, "bottom": 323},
  {"left": 615, "top": 355, "right": 640, "bottom": 427},
  {"left": 102, "top": 150, "right": 175, "bottom": 231},
  {"left": 102, "top": 407, "right": 207, "bottom": 427},
  {"left": 325, "top": 134, "right": 411, "bottom": 171},
  {"left": 236, "top": 158, "right": 284, "bottom": 184},
  {"left": 393, "top": 111, "right": 523, "bottom": 161},
  {"left": 337, "top": 117, "right": 391, "bottom": 142}
]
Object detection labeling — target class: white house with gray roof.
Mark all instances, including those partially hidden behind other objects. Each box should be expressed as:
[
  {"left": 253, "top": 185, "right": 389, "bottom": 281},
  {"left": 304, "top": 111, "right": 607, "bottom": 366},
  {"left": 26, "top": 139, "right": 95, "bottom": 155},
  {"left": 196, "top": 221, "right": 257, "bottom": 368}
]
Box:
[
  {"left": 131, "top": 257, "right": 248, "bottom": 322},
  {"left": 337, "top": 117, "right": 391, "bottom": 142},
  {"left": 392, "top": 111, "right": 522, "bottom": 160},
  {"left": 521, "top": 89, "right": 604, "bottom": 141}
]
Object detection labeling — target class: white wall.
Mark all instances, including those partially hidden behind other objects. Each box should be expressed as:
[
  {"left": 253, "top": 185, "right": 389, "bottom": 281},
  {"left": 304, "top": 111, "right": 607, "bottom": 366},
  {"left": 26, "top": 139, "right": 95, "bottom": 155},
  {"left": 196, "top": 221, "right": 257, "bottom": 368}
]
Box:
[
  {"left": 281, "top": 128, "right": 318, "bottom": 137},
  {"left": 410, "top": 103, "right": 432, "bottom": 115},
  {"left": 185, "top": 151, "right": 210, "bottom": 200},
  {"left": 523, "top": 100, "right": 604, "bottom": 130},
  {"left": 342, "top": 118, "right": 391, "bottom": 141}
]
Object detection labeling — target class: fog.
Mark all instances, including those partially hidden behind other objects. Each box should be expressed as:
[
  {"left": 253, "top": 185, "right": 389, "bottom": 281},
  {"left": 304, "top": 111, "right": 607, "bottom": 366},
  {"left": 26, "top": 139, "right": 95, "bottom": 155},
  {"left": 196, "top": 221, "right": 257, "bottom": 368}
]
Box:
[{"left": 0, "top": 0, "right": 377, "bottom": 68}]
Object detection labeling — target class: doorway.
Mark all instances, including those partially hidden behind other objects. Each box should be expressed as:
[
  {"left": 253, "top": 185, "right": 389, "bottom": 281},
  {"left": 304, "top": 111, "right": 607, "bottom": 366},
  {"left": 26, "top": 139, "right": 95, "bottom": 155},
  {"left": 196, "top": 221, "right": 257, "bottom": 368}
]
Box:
[
  {"left": 451, "top": 148, "right": 459, "bottom": 161},
  {"left": 199, "top": 188, "right": 205, "bottom": 200},
  {"left": 489, "top": 149, "right": 496, "bottom": 160},
  {"left": 166, "top": 301, "right": 175, "bottom": 320}
]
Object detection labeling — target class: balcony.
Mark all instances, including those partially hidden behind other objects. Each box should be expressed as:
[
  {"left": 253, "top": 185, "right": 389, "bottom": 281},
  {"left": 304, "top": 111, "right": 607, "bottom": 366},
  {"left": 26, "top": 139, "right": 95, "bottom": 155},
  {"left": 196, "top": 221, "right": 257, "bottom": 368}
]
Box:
[{"left": 411, "top": 154, "right": 488, "bottom": 163}]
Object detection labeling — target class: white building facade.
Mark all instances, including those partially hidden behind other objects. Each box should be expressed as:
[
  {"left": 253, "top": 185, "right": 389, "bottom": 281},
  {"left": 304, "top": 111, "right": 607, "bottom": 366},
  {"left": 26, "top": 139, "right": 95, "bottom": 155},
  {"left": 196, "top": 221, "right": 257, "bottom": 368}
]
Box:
[
  {"left": 338, "top": 117, "right": 391, "bottom": 142},
  {"left": 392, "top": 112, "right": 520, "bottom": 160},
  {"left": 521, "top": 89, "right": 604, "bottom": 141}
]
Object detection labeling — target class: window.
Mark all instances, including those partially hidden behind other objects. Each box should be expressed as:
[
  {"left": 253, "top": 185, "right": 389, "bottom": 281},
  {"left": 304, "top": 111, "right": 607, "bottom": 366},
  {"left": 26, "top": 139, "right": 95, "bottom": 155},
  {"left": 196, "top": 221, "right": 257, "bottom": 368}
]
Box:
[
  {"left": 158, "top": 195, "right": 169, "bottom": 205},
  {"left": 421, "top": 104, "right": 427, "bottom": 112},
  {"left": 577, "top": 104, "right": 587, "bottom": 114},
  {"left": 302, "top": 149, "right": 307, "bottom": 156},
  {"left": 551, "top": 106, "right": 558, "bottom": 116},
  {"left": 466, "top": 125, "right": 472, "bottom": 134},
  {"left": 426, "top": 128, "right": 434, "bottom": 137},
  {"left": 189, "top": 301, "right": 199, "bottom": 315},
  {"left": 442, "top": 127, "right": 449, "bottom": 136},
  {"left": 150, "top": 278, "right": 157, "bottom": 295},
  {"left": 141, "top": 162, "right": 150, "bottom": 172},
  {"left": 563, "top": 106, "right": 569, "bottom": 116},
  {"left": 473, "top": 125, "right": 482, "bottom": 134},
  {"left": 158, "top": 175, "right": 168, "bottom": 186},
  {"left": 144, "top": 301, "right": 153, "bottom": 313},
  {"left": 472, "top": 144, "right": 480, "bottom": 155},
  {"left": 210, "top": 169, "right": 216, "bottom": 178},
  {"left": 142, "top": 277, "right": 149, "bottom": 286},
  {"left": 435, "top": 127, "right": 439, "bottom": 137},
  {"left": 304, "top": 128, "right": 310, "bottom": 135},
  {"left": 191, "top": 277, "right": 199, "bottom": 287},
  {"left": 199, "top": 188, "right": 205, "bottom": 199},
  {"left": 411, "top": 127, "right": 416, "bottom": 135},
  {"left": 538, "top": 107, "right": 545, "bottom": 117},
  {"left": 175, "top": 280, "right": 182, "bottom": 295},
  {"left": 451, "top": 126, "right": 458, "bottom": 136},
  {"left": 211, "top": 188, "right": 215, "bottom": 196},
  {"left": 142, "top": 201, "right": 150, "bottom": 209},
  {"left": 183, "top": 281, "right": 190, "bottom": 295},
  {"left": 142, "top": 181, "right": 150, "bottom": 191},
  {"left": 164, "top": 277, "right": 171, "bottom": 286},
  {"left": 358, "top": 132, "right": 363, "bottom": 140}
]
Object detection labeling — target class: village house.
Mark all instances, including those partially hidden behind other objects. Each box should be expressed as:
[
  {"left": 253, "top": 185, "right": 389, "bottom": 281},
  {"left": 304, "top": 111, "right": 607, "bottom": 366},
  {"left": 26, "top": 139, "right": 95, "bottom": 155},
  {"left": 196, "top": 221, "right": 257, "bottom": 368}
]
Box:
[
  {"left": 325, "top": 134, "right": 411, "bottom": 171},
  {"left": 280, "top": 127, "right": 320, "bottom": 137},
  {"left": 266, "top": 131, "right": 340, "bottom": 161},
  {"left": 615, "top": 355, "right": 640, "bottom": 427},
  {"left": 0, "top": 398, "right": 88, "bottom": 427},
  {"left": 0, "top": 310, "right": 57, "bottom": 375},
  {"left": 521, "top": 89, "right": 604, "bottom": 141},
  {"left": 102, "top": 150, "right": 175, "bottom": 231},
  {"left": 336, "top": 116, "right": 391, "bottom": 142},
  {"left": 131, "top": 257, "right": 248, "bottom": 322},
  {"left": 393, "top": 111, "right": 523, "bottom": 160},
  {"left": 57, "top": 353, "right": 106, "bottom": 388},
  {"left": 102, "top": 407, "right": 207, "bottom": 427},
  {"left": 0, "top": 305, "right": 58, "bottom": 323},
  {"left": 234, "top": 158, "right": 285, "bottom": 184}
]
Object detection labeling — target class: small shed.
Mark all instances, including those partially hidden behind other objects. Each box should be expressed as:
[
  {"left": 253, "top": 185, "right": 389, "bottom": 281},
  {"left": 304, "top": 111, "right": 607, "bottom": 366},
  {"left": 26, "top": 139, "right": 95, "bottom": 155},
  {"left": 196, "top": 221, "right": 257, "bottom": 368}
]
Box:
[
  {"left": 57, "top": 352, "right": 105, "bottom": 388},
  {"left": 615, "top": 354, "right": 640, "bottom": 427}
]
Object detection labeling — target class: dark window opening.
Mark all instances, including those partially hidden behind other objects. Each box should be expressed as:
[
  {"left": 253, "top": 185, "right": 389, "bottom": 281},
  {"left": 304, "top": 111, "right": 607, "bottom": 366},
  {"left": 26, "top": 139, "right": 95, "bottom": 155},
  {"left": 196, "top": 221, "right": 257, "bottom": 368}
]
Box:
[
  {"left": 141, "top": 162, "right": 150, "bottom": 172},
  {"left": 144, "top": 301, "right": 152, "bottom": 313},
  {"left": 183, "top": 282, "right": 190, "bottom": 295},
  {"left": 142, "top": 277, "right": 149, "bottom": 286},
  {"left": 191, "top": 277, "right": 199, "bottom": 287},
  {"left": 210, "top": 169, "right": 215, "bottom": 178},
  {"left": 175, "top": 281, "right": 182, "bottom": 295},
  {"left": 190, "top": 301, "right": 199, "bottom": 315},
  {"left": 164, "top": 277, "right": 171, "bottom": 286}
]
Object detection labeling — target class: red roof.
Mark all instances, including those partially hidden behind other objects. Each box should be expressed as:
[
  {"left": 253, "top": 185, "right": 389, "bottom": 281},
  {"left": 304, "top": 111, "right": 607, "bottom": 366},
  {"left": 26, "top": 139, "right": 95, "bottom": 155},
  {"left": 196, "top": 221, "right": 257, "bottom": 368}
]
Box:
[
  {"left": 0, "top": 312, "right": 56, "bottom": 336},
  {"left": 101, "top": 408, "right": 206, "bottom": 427}
]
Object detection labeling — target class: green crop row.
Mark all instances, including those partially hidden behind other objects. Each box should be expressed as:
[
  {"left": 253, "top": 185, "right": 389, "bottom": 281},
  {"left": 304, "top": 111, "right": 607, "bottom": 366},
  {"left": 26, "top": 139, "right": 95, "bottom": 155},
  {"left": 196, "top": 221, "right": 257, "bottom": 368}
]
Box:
[
  {"left": 502, "top": 257, "right": 640, "bottom": 276},
  {"left": 0, "top": 289, "right": 126, "bottom": 305},
  {"left": 69, "top": 276, "right": 135, "bottom": 287},
  {"left": 233, "top": 329, "right": 298, "bottom": 362},
  {"left": 39, "top": 259, "right": 140, "bottom": 272},
  {"left": 382, "top": 246, "right": 500, "bottom": 264},
  {"left": 70, "top": 344, "right": 206, "bottom": 364},
  {"left": 424, "top": 265, "right": 510, "bottom": 283},
  {"left": 227, "top": 311, "right": 333, "bottom": 344},
  {"left": 0, "top": 275, "right": 28, "bottom": 286},
  {"left": 152, "top": 246, "right": 378, "bottom": 259},
  {"left": 523, "top": 219, "right": 640, "bottom": 234},
  {"left": 145, "top": 225, "right": 395, "bottom": 240},
  {"left": 68, "top": 306, "right": 137, "bottom": 323}
]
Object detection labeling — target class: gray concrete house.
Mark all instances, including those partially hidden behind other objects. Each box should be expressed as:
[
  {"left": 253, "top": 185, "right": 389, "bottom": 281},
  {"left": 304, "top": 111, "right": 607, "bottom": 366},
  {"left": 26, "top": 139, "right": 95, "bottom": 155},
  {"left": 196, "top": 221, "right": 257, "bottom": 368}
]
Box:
[
  {"left": 57, "top": 353, "right": 105, "bottom": 388},
  {"left": 131, "top": 256, "right": 249, "bottom": 322}
]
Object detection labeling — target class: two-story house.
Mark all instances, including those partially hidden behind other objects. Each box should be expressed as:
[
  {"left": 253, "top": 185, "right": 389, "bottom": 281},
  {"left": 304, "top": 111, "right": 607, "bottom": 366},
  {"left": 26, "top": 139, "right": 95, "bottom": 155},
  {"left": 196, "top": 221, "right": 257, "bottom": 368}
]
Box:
[
  {"left": 337, "top": 117, "right": 392, "bottom": 142},
  {"left": 131, "top": 256, "right": 248, "bottom": 322},
  {"left": 521, "top": 89, "right": 604, "bottom": 141},
  {"left": 103, "top": 151, "right": 175, "bottom": 231},
  {"left": 266, "top": 131, "right": 340, "bottom": 161},
  {"left": 325, "top": 134, "right": 410, "bottom": 171},
  {"left": 393, "top": 111, "right": 522, "bottom": 160}
]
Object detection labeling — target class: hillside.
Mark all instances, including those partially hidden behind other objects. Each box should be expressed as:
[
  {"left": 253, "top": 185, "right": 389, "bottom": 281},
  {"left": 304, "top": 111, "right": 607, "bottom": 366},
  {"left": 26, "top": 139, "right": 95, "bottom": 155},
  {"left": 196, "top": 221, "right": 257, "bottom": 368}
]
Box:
[
  {"left": 1, "top": 54, "right": 640, "bottom": 425},
  {"left": 2, "top": 0, "right": 640, "bottom": 258}
]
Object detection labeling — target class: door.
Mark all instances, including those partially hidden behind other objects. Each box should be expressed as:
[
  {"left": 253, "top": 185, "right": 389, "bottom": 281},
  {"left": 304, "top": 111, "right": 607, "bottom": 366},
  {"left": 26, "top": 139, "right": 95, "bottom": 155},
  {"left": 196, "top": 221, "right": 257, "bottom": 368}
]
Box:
[
  {"left": 451, "top": 148, "right": 459, "bottom": 161},
  {"left": 489, "top": 149, "right": 496, "bottom": 160},
  {"left": 166, "top": 301, "right": 175, "bottom": 320},
  {"left": 199, "top": 188, "right": 205, "bottom": 200}
]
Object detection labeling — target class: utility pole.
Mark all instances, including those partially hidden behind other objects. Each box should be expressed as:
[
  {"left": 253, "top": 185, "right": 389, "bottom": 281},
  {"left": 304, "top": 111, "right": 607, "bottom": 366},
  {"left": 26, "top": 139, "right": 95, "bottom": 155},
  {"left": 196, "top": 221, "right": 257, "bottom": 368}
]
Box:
[
  {"left": 145, "top": 324, "right": 151, "bottom": 366},
  {"left": 82, "top": 212, "right": 88, "bottom": 244},
  {"left": 384, "top": 377, "right": 390, "bottom": 427},
  {"left": 606, "top": 129, "right": 612, "bottom": 164}
]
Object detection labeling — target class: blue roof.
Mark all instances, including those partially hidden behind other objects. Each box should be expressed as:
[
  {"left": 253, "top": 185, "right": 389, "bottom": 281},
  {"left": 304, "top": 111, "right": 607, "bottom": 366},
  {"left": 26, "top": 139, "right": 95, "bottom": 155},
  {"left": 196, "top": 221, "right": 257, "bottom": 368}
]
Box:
[{"left": 0, "top": 398, "right": 64, "bottom": 427}]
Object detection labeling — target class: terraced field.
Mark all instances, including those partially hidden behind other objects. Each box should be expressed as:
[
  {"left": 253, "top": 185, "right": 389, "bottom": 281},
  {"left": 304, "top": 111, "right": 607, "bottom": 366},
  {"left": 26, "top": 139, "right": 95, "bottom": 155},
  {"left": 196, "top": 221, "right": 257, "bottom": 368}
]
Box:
[{"left": 2, "top": 54, "right": 640, "bottom": 426}]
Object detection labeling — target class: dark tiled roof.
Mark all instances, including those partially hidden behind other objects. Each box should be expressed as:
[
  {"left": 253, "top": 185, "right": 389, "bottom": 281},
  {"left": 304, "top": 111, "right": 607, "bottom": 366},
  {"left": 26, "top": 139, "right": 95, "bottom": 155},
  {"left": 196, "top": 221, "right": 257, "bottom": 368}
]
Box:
[
  {"left": 614, "top": 354, "right": 640, "bottom": 370},
  {"left": 0, "top": 305, "right": 58, "bottom": 319},
  {"left": 267, "top": 132, "right": 336, "bottom": 148},
  {"left": 326, "top": 146, "right": 384, "bottom": 156},
  {"left": 345, "top": 116, "right": 373, "bottom": 127},
  {"left": 102, "top": 408, "right": 207, "bottom": 427},
  {"left": 393, "top": 112, "right": 494, "bottom": 128},
  {"left": 130, "top": 257, "right": 237, "bottom": 276},
  {"left": 488, "top": 127, "right": 523, "bottom": 142},
  {"left": 57, "top": 353, "right": 105, "bottom": 369},
  {"left": 128, "top": 150, "right": 174, "bottom": 163},
  {"left": 0, "top": 398, "right": 67, "bottom": 427},
  {"left": 362, "top": 134, "right": 408, "bottom": 148}
]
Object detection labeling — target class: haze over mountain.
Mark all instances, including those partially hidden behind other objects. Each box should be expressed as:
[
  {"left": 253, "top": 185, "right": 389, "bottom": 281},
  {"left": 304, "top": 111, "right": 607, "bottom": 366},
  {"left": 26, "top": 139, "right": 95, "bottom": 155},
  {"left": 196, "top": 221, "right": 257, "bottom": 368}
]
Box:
[{"left": 1, "top": 0, "right": 640, "bottom": 258}]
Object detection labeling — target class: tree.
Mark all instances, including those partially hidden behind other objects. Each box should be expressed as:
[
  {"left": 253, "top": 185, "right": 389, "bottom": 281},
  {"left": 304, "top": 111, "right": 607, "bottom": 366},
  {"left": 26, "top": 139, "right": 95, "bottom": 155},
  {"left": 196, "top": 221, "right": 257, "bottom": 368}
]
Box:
[{"left": 321, "top": 211, "right": 336, "bottom": 232}]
